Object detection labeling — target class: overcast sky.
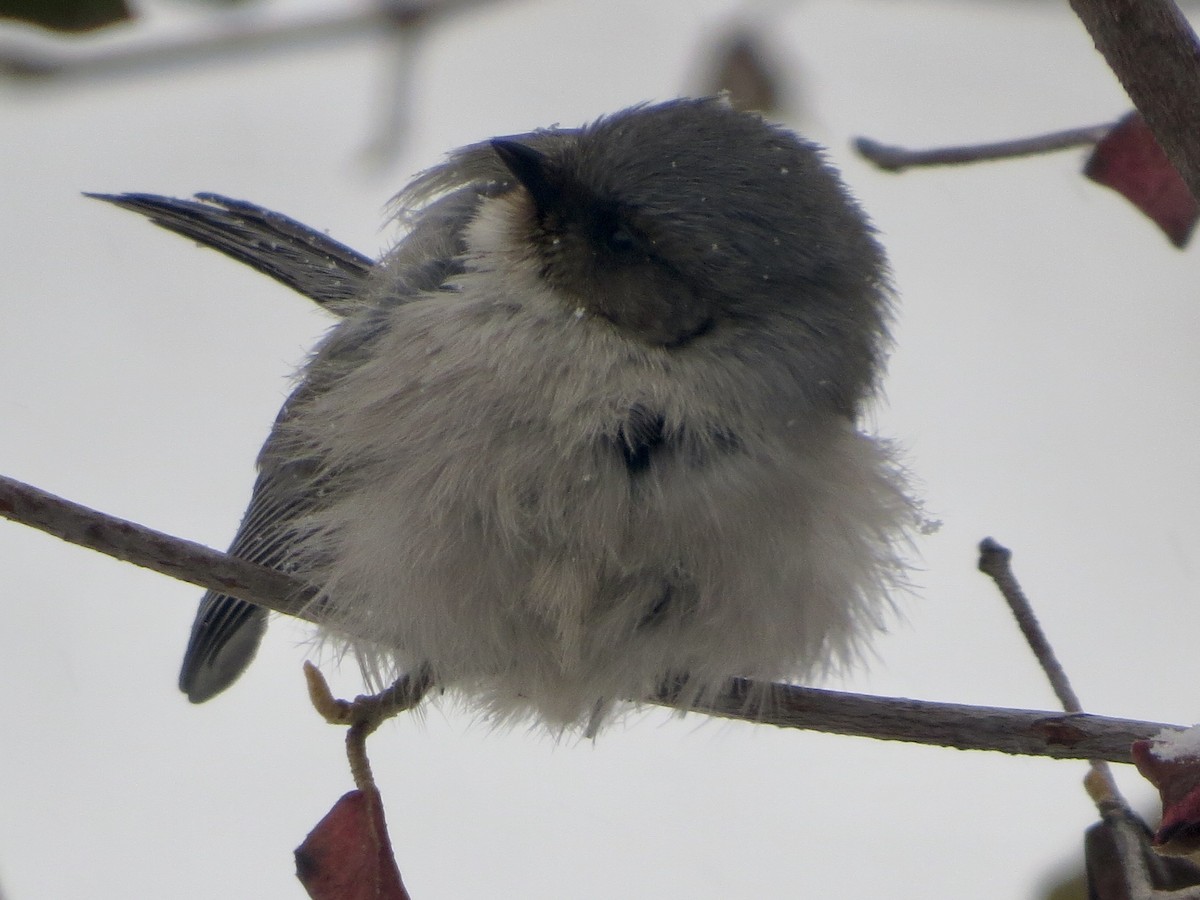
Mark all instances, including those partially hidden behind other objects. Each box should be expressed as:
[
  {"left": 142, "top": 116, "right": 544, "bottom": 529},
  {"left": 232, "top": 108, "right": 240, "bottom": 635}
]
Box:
[{"left": 3, "top": 1, "right": 1199, "bottom": 898}]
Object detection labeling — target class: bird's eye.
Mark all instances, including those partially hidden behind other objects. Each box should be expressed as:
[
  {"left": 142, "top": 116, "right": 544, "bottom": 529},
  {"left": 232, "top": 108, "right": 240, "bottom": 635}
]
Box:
[
  {"left": 606, "top": 225, "right": 638, "bottom": 253},
  {"left": 589, "top": 207, "right": 648, "bottom": 259}
]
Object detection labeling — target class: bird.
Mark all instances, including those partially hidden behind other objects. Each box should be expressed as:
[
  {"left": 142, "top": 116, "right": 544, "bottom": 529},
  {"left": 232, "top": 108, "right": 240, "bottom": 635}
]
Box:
[{"left": 96, "top": 97, "right": 915, "bottom": 732}]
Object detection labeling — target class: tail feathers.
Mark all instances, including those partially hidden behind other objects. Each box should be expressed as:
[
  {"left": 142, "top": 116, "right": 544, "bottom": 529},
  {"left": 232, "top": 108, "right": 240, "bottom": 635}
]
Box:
[
  {"left": 178, "top": 592, "right": 269, "bottom": 703},
  {"left": 85, "top": 192, "right": 374, "bottom": 311}
]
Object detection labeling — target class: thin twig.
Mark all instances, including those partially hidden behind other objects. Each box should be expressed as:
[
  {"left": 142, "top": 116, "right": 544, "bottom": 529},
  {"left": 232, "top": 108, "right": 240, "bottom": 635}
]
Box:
[
  {"left": 978, "top": 538, "right": 1082, "bottom": 713},
  {"left": 0, "top": 472, "right": 1186, "bottom": 760},
  {"left": 854, "top": 123, "right": 1113, "bottom": 172},
  {"left": 977, "top": 538, "right": 1123, "bottom": 806},
  {"left": 0, "top": 0, "right": 502, "bottom": 81}
]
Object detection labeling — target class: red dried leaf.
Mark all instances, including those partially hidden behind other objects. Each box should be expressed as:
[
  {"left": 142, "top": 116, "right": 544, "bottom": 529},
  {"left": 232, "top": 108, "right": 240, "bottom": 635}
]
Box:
[
  {"left": 295, "top": 788, "right": 412, "bottom": 900},
  {"left": 1132, "top": 736, "right": 1200, "bottom": 857},
  {"left": 1084, "top": 111, "right": 1199, "bottom": 248}
]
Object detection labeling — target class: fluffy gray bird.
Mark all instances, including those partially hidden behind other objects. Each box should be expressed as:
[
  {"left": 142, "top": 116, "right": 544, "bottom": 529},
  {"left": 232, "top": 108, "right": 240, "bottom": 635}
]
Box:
[{"left": 100, "top": 98, "right": 914, "bottom": 730}]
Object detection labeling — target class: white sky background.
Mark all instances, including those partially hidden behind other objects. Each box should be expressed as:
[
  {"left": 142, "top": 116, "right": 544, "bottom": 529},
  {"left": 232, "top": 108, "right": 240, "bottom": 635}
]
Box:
[{"left": 2, "top": 0, "right": 1199, "bottom": 897}]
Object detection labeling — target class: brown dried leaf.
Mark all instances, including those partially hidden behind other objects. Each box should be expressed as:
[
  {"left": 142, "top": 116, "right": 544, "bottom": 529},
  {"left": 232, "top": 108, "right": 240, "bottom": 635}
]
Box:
[
  {"left": 1084, "top": 111, "right": 1199, "bottom": 248},
  {"left": 295, "top": 788, "right": 412, "bottom": 900}
]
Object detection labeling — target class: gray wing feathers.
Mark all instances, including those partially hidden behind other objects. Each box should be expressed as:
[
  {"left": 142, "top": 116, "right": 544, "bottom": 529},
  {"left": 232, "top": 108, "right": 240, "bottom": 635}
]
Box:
[
  {"left": 178, "top": 452, "right": 319, "bottom": 701},
  {"left": 95, "top": 184, "right": 494, "bottom": 701},
  {"left": 89, "top": 190, "right": 379, "bottom": 702}
]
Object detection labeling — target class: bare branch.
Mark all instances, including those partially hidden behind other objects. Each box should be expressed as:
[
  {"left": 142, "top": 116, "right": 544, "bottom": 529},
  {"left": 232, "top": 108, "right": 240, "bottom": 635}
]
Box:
[
  {"left": 0, "top": 473, "right": 314, "bottom": 618},
  {"left": 855, "top": 123, "right": 1113, "bottom": 172},
  {"left": 1069, "top": 0, "right": 1200, "bottom": 203},
  {"left": 666, "top": 679, "right": 1174, "bottom": 763},
  {"left": 0, "top": 0, "right": 501, "bottom": 81},
  {"left": 0, "top": 472, "right": 1185, "bottom": 760}
]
